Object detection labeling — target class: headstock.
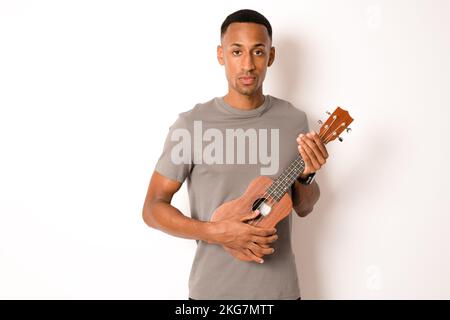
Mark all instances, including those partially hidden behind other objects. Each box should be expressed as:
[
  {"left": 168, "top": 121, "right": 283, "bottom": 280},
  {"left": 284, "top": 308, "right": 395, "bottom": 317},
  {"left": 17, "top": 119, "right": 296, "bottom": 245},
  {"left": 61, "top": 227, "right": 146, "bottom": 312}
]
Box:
[{"left": 318, "top": 107, "right": 353, "bottom": 144}]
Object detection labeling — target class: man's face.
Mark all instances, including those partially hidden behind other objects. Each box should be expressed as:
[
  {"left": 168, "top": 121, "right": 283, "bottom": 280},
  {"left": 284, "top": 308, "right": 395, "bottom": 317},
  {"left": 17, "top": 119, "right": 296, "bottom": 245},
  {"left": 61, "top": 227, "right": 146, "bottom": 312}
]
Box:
[{"left": 217, "top": 22, "right": 275, "bottom": 97}]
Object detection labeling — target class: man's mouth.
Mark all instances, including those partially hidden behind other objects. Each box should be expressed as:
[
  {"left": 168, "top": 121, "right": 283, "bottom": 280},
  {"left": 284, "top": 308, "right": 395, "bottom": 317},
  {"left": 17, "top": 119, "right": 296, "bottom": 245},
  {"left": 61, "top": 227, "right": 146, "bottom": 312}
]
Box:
[{"left": 239, "top": 76, "right": 256, "bottom": 85}]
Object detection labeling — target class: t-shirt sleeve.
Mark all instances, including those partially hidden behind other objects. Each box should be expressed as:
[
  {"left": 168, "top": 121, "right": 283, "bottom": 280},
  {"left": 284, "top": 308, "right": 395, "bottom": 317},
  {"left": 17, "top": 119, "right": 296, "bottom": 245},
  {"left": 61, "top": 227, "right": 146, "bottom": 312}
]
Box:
[
  {"left": 288, "top": 101, "right": 310, "bottom": 135},
  {"left": 295, "top": 108, "right": 310, "bottom": 135},
  {"left": 154, "top": 115, "right": 194, "bottom": 183},
  {"left": 302, "top": 113, "right": 310, "bottom": 133}
]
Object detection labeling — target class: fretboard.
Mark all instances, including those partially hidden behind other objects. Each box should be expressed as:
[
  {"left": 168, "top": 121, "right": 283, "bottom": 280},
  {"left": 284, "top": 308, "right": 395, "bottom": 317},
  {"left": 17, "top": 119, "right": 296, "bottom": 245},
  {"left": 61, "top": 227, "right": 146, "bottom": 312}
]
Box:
[{"left": 266, "top": 155, "right": 306, "bottom": 201}]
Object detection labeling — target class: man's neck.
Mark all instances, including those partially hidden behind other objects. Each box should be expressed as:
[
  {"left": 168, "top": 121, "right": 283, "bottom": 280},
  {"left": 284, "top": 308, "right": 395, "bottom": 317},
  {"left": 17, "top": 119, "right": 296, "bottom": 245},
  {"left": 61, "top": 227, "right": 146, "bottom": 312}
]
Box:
[{"left": 223, "top": 90, "right": 265, "bottom": 111}]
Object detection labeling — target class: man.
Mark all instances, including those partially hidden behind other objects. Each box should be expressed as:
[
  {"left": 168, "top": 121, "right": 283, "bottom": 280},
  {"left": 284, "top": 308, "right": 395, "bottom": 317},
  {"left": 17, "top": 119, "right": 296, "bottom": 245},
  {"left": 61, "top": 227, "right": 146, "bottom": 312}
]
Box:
[{"left": 142, "top": 9, "right": 328, "bottom": 300}]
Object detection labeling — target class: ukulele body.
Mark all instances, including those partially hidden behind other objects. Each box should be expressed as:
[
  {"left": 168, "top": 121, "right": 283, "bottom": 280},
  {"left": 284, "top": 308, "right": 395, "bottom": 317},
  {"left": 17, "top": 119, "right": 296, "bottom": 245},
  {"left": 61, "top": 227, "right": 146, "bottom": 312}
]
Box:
[{"left": 210, "top": 175, "right": 293, "bottom": 261}]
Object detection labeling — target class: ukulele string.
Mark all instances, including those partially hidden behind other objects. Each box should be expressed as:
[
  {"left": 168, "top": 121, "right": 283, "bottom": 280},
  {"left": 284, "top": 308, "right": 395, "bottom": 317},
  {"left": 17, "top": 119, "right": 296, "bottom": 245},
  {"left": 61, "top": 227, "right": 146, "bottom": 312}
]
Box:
[
  {"left": 320, "top": 115, "right": 336, "bottom": 143},
  {"left": 248, "top": 128, "right": 329, "bottom": 226},
  {"left": 252, "top": 157, "right": 305, "bottom": 224},
  {"left": 248, "top": 163, "right": 304, "bottom": 227},
  {"left": 248, "top": 158, "right": 305, "bottom": 226},
  {"left": 254, "top": 127, "right": 328, "bottom": 214},
  {"left": 247, "top": 122, "right": 349, "bottom": 247},
  {"left": 323, "top": 122, "right": 345, "bottom": 144}
]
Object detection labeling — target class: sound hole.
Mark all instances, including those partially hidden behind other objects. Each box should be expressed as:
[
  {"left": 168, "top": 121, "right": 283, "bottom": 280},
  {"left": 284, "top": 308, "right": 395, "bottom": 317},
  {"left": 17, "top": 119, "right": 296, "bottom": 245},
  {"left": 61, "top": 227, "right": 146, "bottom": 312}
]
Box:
[{"left": 252, "top": 198, "right": 272, "bottom": 216}]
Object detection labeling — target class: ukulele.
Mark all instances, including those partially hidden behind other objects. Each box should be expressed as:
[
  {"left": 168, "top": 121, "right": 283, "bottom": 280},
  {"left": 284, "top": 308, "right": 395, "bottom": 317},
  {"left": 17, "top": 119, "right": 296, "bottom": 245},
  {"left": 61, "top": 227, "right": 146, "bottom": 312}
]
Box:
[{"left": 210, "top": 107, "right": 353, "bottom": 261}]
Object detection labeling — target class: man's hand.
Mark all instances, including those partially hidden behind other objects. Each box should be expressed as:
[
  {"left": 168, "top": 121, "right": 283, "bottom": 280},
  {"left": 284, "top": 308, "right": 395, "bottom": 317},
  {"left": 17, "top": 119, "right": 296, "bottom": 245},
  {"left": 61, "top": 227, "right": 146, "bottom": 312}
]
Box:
[
  {"left": 297, "top": 131, "right": 329, "bottom": 179},
  {"left": 209, "top": 210, "right": 278, "bottom": 263}
]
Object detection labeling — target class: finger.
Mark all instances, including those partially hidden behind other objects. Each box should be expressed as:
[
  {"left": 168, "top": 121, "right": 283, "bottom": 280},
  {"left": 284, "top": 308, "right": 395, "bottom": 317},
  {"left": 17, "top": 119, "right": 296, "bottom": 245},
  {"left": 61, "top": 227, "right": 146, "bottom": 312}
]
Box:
[
  {"left": 252, "top": 234, "right": 278, "bottom": 245},
  {"left": 248, "top": 244, "right": 264, "bottom": 258},
  {"left": 310, "top": 131, "right": 329, "bottom": 159},
  {"left": 299, "top": 137, "right": 322, "bottom": 170},
  {"left": 250, "top": 242, "right": 275, "bottom": 256},
  {"left": 305, "top": 132, "right": 327, "bottom": 163},
  {"left": 297, "top": 142, "right": 313, "bottom": 174},
  {"left": 250, "top": 225, "right": 277, "bottom": 236},
  {"left": 240, "top": 209, "right": 260, "bottom": 222},
  {"left": 244, "top": 248, "right": 264, "bottom": 263},
  {"left": 303, "top": 133, "right": 326, "bottom": 166}
]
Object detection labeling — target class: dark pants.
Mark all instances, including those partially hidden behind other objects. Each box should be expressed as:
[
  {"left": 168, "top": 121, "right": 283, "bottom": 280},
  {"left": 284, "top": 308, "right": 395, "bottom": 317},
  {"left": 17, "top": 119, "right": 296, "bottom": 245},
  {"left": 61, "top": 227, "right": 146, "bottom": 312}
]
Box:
[{"left": 189, "top": 297, "right": 301, "bottom": 300}]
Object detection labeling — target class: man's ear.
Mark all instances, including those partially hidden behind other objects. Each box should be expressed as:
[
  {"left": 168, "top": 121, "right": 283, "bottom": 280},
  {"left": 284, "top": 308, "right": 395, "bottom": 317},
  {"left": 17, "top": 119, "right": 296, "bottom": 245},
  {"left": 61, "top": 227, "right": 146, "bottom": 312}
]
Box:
[
  {"left": 268, "top": 46, "right": 275, "bottom": 67},
  {"left": 217, "top": 45, "right": 224, "bottom": 66}
]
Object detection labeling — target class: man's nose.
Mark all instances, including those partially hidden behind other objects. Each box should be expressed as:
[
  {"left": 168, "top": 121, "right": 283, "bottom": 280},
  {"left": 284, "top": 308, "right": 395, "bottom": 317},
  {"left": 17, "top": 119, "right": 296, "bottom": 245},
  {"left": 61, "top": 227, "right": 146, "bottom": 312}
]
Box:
[{"left": 242, "top": 52, "right": 256, "bottom": 71}]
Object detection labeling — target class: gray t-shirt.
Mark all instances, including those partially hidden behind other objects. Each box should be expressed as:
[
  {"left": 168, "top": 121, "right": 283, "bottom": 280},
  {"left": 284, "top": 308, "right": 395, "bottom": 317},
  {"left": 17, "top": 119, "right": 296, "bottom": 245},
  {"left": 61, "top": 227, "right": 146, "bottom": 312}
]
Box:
[{"left": 154, "top": 94, "right": 311, "bottom": 299}]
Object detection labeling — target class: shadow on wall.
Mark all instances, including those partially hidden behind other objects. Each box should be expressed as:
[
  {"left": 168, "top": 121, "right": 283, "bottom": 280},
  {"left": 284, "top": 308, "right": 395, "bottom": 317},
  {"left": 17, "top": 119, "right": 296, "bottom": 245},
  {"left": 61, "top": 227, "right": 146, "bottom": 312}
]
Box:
[
  {"left": 290, "top": 128, "right": 390, "bottom": 299},
  {"left": 271, "top": 36, "right": 305, "bottom": 100},
  {"left": 275, "top": 33, "right": 388, "bottom": 297}
]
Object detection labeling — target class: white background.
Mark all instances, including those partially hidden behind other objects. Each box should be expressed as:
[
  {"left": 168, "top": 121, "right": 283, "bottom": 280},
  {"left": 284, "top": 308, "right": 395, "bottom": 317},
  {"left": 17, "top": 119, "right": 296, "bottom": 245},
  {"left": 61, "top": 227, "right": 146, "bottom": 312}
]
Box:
[{"left": 1, "top": 0, "right": 449, "bottom": 299}]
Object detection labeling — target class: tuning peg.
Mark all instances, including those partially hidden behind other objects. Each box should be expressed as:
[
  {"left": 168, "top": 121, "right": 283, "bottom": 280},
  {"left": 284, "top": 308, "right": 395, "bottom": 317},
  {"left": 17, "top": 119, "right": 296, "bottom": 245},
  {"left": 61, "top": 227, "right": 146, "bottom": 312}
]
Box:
[
  {"left": 338, "top": 136, "right": 344, "bottom": 142},
  {"left": 317, "top": 119, "right": 323, "bottom": 125},
  {"left": 346, "top": 127, "right": 352, "bottom": 133},
  {"left": 326, "top": 111, "right": 331, "bottom": 115}
]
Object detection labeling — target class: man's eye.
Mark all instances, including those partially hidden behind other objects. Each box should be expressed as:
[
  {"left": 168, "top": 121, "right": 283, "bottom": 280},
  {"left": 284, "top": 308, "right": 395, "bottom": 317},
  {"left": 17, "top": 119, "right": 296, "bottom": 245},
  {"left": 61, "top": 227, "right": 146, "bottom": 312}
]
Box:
[
  {"left": 232, "top": 50, "right": 241, "bottom": 56},
  {"left": 254, "top": 50, "right": 264, "bottom": 56}
]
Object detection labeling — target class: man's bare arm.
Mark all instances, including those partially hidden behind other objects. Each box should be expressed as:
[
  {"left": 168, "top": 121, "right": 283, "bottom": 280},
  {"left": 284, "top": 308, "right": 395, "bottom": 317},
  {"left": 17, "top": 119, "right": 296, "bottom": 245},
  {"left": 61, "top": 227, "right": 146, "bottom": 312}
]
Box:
[
  {"left": 291, "top": 130, "right": 327, "bottom": 217},
  {"left": 142, "top": 171, "right": 277, "bottom": 263},
  {"left": 142, "top": 171, "right": 213, "bottom": 241},
  {"left": 291, "top": 180, "right": 320, "bottom": 217}
]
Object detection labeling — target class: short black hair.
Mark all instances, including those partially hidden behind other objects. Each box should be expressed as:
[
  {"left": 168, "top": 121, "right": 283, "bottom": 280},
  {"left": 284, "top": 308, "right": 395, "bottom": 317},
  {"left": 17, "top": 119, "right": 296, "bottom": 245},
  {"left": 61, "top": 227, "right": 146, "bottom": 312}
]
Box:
[{"left": 220, "top": 9, "right": 272, "bottom": 41}]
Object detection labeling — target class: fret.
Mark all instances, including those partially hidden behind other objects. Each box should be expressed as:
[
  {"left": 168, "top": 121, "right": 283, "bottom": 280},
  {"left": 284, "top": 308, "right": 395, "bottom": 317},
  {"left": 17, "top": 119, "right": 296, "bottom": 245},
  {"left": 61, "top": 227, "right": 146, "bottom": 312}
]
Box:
[
  {"left": 265, "top": 107, "right": 353, "bottom": 202},
  {"left": 266, "top": 155, "right": 305, "bottom": 201}
]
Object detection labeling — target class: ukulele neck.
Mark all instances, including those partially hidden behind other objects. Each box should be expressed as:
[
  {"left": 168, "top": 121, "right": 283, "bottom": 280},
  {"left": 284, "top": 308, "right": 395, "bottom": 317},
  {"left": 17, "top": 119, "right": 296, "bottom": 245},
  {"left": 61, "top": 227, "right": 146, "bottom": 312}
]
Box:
[
  {"left": 265, "top": 106, "right": 354, "bottom": 202},
  {"left": 266, "top": 155, "right": 306, "bottom": 202}
]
